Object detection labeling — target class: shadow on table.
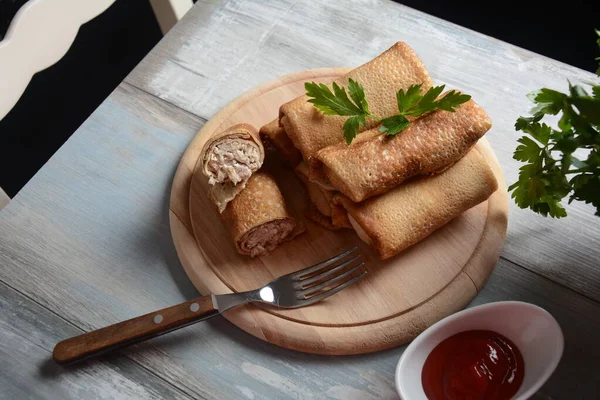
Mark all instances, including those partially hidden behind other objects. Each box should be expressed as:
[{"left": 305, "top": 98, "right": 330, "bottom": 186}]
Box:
[{"left": 158, "top": 165, "right": 199, "bottom": 300}]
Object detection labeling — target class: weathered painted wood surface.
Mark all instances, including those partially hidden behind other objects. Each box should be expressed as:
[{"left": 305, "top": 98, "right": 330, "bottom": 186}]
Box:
[
  {"left": 125, "top": 0, "right": 600, "bottom": 302},
  {"left": 0, "top": 281, "right": 191, "bottom": 400},
  {"left": 1, "top": 0, "right": 599, "bottom": 398}
]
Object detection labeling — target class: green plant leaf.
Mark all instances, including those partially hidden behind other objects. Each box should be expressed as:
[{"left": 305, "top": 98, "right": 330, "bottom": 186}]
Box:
[
  {"left": 348, "top": 78, "right": 369, "bottom": 114},
  {"left": 436, "top": 91, "right": 471, "bottom": 112},
  {"left": 514, "top": 137, "right": 542, "bottom": 162},
  {"left": 403, "top": 85, "right": 445, "bottom": 116},
  {"left": 305, "top": 82, "right": 362, "bottom": 116},
  {"left": 343, "top": 115, "right": 365, "bottom": 144},
  {"left": 396, "top": 84, "right": 423, "bottom": 112},
  {"left": 380, "top": 115, "right": 410, "bottom": 136}
]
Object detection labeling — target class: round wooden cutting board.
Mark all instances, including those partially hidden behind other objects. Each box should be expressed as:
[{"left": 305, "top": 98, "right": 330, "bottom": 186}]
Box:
[{"left": 169, "top": 68, "right": 508, "bottom": 355}]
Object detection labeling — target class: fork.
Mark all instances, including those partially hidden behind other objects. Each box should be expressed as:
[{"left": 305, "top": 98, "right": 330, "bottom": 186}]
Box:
[{"left": 53, "top": 247, "right": 366, "bottom": 364}]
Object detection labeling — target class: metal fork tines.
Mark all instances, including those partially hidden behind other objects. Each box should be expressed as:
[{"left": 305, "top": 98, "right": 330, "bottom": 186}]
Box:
[
  {"left": 291, "top": 247, "right": 366, "bottom": 300},
  {"left": 215, "top": 247, "right": 367, "bottom": 312}
]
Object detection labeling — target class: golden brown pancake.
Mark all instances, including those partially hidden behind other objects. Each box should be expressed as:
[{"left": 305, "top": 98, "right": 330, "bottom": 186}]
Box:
[
  {"left": 317, "top": 98, "right": 492, "bottom": 202},
  {"left": 334, "top": 148, "right": 498, "bottom": 259},
  {"left": 221, "top": 172, "right": 297, "bottom": 257}
]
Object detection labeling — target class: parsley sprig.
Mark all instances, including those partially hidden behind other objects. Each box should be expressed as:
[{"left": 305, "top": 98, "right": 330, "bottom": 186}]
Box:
[
  {"left": 305, "top": 79, "right": 376, "bottom": 144},
  {"left": 509, "top": 84, "right": 600, "bottom": 218},
  {"left": 508, "top": 30, "right": 600, "bottom": 218},
  {"left": 380, "top": 84, "right": 470, "bottom": 136},
  {"left": 305, "top": 80, "right": 470, "bottom": 144}
]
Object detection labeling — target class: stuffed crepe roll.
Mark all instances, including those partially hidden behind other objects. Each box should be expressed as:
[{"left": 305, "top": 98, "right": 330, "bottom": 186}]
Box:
[
  {"left": 317, "top": 98, "right": 492, "bottom": 202},
  {"left": 221, "top": 171, "right": 296, "bottom": 257},
  {"left": 334, "top": 148, "right": 498, "bottom": 260}
]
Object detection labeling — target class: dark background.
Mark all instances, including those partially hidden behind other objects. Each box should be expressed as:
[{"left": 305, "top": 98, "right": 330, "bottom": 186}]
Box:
[{"left": 0, "top": 0, "right": 598, "bottom": 197}]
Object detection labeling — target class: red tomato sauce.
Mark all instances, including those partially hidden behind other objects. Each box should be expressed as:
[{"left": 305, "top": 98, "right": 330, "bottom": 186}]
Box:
[{"left": 421, "top": 330, "right": 524, "bottom": 400}]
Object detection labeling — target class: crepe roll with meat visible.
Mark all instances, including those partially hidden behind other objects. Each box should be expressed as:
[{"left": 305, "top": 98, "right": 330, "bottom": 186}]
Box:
[
  {"left": 259, "top": 119, "right": 303, "bottom": 167},
  {"left": 279, "top": 42, "right": 432, "bottom": 183},
  {"left": 317, "top": 98, "right": 492, "bottom": 202},
  {"left": 201, "top": 123, "right": 264, "bottom": 185},
  {"left": 221, "top": 171, "right": 296, "bottom": 257},
  {"left": 334, "top": 149, "right": 498, "bottom": 260}
]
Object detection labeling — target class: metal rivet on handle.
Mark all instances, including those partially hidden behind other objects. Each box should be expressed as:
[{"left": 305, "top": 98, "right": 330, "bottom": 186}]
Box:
[
  {"left": 153, "top": 314, "right": 163, "bottom": 324},
  {"left": 190, "top": 303, "right": 200, "bottom": 312}
]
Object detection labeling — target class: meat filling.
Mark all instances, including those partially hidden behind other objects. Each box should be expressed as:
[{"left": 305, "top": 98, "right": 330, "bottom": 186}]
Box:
[
  {"left": 239, "top": 219, "right": 295, "bottom": 257},
  {"left": 207, "top": 139, "right": 261, "bottom": 185}
]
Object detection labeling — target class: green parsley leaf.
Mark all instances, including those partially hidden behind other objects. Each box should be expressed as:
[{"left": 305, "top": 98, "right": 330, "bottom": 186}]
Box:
[
  {"left": 513, "top": 137, "right": 541, "bottom": 162},
  {"left": 529, "top": 88, "right": 567, "bottom": 104},
  {"left": 343, "top": 115, "right": 366, "bottom": 144},
  {"left": 379, "top": 115, "right": 410, "bottom": 136},
  {"left": 383, "top": 85, "right": 471, "bottom": 136},
  {"left": 396, "top": 84, "right": 423, "bottom": 112},
  {"left": 523, "top": 122, "right": 552, "bottom": 145},
  {"left": 305, "top": 82, "right": 362, "bottom": 116},
  {"left": 542, "top": 196, "right": 568, "bottom": 218},
  {"left": 306, "top": 80, "right": 373, "bottom": 144},
  {"left": 403, "top": 85, "right": 445, "bottom": 117},
  {"left": 436, "top": 91, "right": 471, "bottom": 112},
  {"left": 571, "top": 96, "right": 600, "bottom": 125},
  {"left": 348, "top": 78, "right": 369, "bottom": 114},
  {"left": 570, "top": 175, "right": 600, "bottom": 215}
]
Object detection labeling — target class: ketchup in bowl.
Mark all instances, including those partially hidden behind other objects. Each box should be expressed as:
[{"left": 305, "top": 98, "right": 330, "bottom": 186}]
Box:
[{"left": 421, "top": 330, "right": 524, "bottom": 400}]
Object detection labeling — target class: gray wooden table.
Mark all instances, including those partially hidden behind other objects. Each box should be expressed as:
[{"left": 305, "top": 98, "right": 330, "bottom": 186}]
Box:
[{"left": 1, "top": 1, "right": 599, "bottom": 398}]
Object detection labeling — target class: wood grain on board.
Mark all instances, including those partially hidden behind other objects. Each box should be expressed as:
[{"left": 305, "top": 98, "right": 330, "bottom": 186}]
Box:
[{"left": 125, "top": 0, "right": 600, "bottom": 302}]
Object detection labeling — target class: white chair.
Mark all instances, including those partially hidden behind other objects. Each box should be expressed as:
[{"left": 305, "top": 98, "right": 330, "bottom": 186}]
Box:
[
  {"left": 0, "top": 0, "right": 193, "bottom": 209},
  {"left": 0, "top": 188, "right": 9, "bottom": 210}
]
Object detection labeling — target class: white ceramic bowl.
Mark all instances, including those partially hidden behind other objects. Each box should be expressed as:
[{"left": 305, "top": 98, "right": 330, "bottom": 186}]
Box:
[{"left": 395, "top": 301, "right": 563, "bottom": 400}]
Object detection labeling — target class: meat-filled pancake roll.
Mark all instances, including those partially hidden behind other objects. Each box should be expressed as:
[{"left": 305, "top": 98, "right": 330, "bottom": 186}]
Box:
[
  {"left": 317, "top": 98, "right": 492, "bottom": 202},
  {"left": 222, "top": 171, "right": 296, "bottom": 257},
  {"left": 201, "top": 123, "right": 265, "bottom": 185},
  {"left": 279, "top": 42, "right": 432, "bottom": 182},
  {"left": 259, "top": 119, "right": 303, "bottom": 167},
  {"left": 334, "top": 149, "right": 498, "bottom": 260}
]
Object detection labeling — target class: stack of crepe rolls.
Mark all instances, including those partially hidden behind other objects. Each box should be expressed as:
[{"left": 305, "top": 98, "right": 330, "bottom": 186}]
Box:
[
  {"left": 201, "top": 124, "right": 298, "bottom": 257},
  {"left": 257, "top": 41, "right": 498, "bottom": 259},
  {"left": 271, "top": 41, "right": 434, "bottom": 228}
]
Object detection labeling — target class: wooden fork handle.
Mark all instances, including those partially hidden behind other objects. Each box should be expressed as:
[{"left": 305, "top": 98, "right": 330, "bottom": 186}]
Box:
[{"left": 53, "top": 296, "right": 219, "bottom": 365}]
